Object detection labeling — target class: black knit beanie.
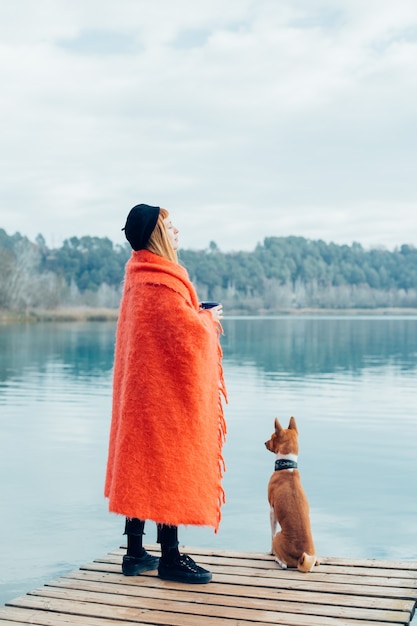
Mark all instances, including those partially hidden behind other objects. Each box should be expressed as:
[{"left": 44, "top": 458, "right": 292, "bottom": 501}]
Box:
[{"left": 123, "top": 204, "right": 160, "bottom": 250}]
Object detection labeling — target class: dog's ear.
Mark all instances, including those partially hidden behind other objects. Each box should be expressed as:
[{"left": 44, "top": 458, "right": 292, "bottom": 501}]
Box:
[
  {"left": 274, "top": 418, "right": 283, "bottom": 434},
  {"left": 288, "top": 416, "right": 298, "bottom": 432}
]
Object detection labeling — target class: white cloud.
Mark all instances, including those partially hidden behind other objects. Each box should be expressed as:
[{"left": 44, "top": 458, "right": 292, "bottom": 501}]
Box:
[{"left": 0, "top": 0, "right": 416, "bottom": 250}]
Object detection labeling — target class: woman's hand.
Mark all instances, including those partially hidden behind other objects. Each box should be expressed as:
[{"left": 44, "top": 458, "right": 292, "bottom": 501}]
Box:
[{"left": 209, "top": 304, "right": 223, "bottom": 323}]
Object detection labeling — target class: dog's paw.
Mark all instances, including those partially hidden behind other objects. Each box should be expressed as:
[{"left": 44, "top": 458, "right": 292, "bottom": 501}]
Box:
[
  {"left": 274, "top": 557, "right": 287, "bottom": 569},
  {"left": 298, "top": 552, "right": 318, "bottom": 573}
]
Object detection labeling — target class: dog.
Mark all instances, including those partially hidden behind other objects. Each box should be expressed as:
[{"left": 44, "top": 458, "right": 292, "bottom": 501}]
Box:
[{"left": 265, "top": 416, "right": 318, "bottom": 573}]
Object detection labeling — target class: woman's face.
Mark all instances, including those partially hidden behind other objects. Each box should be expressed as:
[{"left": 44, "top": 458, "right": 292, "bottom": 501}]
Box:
[{"left": 163, "top": 217, "right": 179, "bottom": 251}]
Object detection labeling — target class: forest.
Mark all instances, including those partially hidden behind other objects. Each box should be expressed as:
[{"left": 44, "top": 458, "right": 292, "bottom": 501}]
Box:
[{"left": 1, "top": 227, "right": 417, "bottom": 314}]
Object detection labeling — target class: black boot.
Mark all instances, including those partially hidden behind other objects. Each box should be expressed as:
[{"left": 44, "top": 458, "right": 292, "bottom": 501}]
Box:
[
  {"left": 157, "top": 524, "right": 212, "bottom": 584},
  {"left": 122, "top": 518, "right": 159, "bottom": 576}
]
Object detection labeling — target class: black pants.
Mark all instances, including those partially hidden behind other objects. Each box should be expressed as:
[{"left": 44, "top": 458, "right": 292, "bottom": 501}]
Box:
[{"left": 124, "top": 518, "right": 179, "bottom": 558}]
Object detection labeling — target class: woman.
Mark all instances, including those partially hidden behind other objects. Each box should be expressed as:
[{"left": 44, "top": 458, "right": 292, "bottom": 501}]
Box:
[{"left": 105, "top": 203, "right": 227, "bottom": 584}]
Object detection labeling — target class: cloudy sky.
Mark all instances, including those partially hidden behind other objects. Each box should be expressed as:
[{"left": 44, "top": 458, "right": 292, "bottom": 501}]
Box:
[{"left": 1, "top": 0, "right": 417, "bottom": 252}]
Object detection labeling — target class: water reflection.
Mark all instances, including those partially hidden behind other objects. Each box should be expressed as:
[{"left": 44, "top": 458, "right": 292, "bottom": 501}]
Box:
[
  {"left": 222, "top": 316, "right": 417, "bottom": 373},
  {"left": 0, "top": 322, "right": 116, "bottom": 386},
  {"left": 2, "top": 317, "right": 416, "bottom": 388}
]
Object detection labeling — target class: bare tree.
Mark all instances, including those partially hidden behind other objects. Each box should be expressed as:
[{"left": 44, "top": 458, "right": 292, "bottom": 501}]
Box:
[{"left": 5, "top": 242, "right": 40, "bottom": 311}]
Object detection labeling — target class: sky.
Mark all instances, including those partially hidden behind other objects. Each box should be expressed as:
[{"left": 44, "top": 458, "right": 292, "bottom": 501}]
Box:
[{"left": 1, "top": 0, "right": 417, "bottom": 252}]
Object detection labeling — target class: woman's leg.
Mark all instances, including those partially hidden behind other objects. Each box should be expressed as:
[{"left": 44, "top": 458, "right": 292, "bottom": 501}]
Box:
[
  {"left": 157, "top": 524, "right": 212, "bottom": 584},
  {"left": 157, "top": 523, "right": 179, "bottom": 559},
  {"left": 122, "top": 518, "right": 159, "bottom": 576},
  {"left": 125, "top": 517, "right": 145, "bottom": 557}
]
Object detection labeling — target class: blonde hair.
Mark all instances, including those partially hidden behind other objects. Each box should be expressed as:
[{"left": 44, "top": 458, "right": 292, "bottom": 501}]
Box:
[{"left": 145, "top": 208, "right": 178, "bottom": 263}]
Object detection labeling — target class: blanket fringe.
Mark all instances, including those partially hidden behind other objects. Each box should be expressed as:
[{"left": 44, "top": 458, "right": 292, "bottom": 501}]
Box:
[{"left": 215, "top": 338, "right": 228, "bottom": 532}]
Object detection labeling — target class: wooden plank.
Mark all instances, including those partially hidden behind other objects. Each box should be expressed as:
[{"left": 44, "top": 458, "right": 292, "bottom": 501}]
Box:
[
  {"left": 123, "top": 545, "right": 417, "bottom": 574},
  {"left": 100, "top": 551, "right": 417, "bottom": 590},
  {"left": 0, "top": 605, "right": 116, "bottom": 626},
  {"left": 40, "top": 575, "right": 412, "bottom": 623},
  {"left": 57, "top": 569, "right": 417, "bottom": 614},
  {"left": 82, "top": 559, "right": 417, "bottom": 601},
  {"left": 4, "top": 593, "right": 402, "bottom": 626},
  {"left": 111, "top": 546, "right": 417, "bottom": 582}
]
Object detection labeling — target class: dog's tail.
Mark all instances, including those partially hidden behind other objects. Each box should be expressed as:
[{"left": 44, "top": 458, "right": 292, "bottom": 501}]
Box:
[{"left": 297, "top": 552, "right": 317, "bottom": 573}]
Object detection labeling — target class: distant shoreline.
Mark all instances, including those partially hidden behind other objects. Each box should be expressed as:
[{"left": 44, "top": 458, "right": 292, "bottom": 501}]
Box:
[{"left": 2, "top": 306, "right": 417, "bottom": 323}]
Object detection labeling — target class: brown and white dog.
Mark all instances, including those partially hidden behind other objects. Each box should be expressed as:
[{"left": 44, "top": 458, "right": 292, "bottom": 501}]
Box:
[{"left": 265, "top": 416, "right": 319, "bottom": 573}]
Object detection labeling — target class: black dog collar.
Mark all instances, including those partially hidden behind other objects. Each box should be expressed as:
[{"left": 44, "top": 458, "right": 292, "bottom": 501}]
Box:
[{"left": 275, "top": 459, "right": 298, "bottom": 471}]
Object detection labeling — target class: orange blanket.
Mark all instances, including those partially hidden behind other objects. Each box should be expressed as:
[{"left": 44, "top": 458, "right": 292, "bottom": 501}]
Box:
[{"left": 105, "top": 250, "right": 227, "bottom": 531}]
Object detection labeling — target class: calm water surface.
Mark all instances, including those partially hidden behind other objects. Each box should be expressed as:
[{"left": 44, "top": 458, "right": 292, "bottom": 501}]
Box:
[{"left": 1, "top": 316, "right": 417, "bottom": 606}]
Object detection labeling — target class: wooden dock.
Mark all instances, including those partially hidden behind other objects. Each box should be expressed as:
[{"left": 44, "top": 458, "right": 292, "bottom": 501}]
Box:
[{"left": 1, "top": 546, "right": 416, "bottom": 625}]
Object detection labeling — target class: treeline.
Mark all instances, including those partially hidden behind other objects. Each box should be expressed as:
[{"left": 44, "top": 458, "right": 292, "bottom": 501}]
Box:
[
  {"left": 1, "top": 228, "right": 417, "bottom": 313},
  {"left": 0, "top": 230, "right": 129, "bottom": 312}
]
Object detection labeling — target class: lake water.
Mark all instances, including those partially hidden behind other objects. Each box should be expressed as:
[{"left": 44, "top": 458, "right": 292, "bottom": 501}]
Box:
[{"left": 1, "top": 316, "right": 417, "bottom": 607}]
